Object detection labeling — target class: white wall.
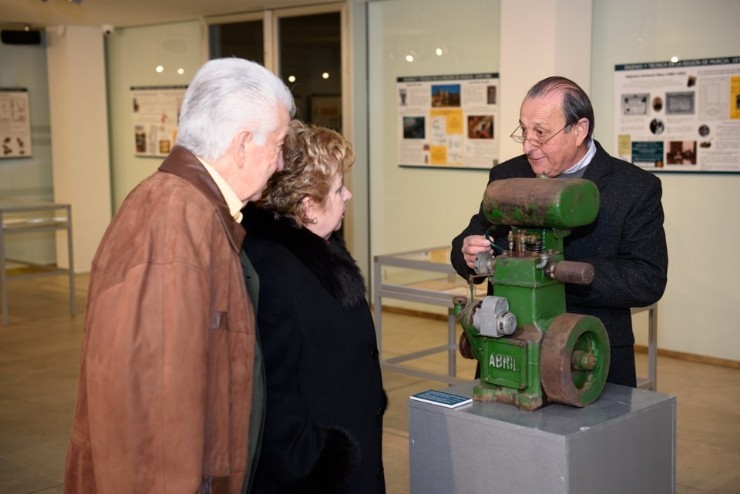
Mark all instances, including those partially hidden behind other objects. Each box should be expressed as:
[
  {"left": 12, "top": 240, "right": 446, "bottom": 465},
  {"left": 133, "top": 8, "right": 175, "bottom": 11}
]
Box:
[
  {"left": 105, "top": 21, "right": 204, "bottom": 207},
  {"left": 46, "top": 26, "right": 112, "bottom": 272},
  {"left": 368, "top": 0, "right": 501, "bottom": 259},
  {"left": 590, "top": 0, "right": 740, "bottom": 361}
]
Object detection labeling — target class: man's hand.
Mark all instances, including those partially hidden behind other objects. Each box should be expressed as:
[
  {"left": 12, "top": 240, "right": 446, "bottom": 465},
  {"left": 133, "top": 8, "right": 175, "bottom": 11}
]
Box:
[{"left": 461, "top": 235, "right": 493, "bottom": 269}]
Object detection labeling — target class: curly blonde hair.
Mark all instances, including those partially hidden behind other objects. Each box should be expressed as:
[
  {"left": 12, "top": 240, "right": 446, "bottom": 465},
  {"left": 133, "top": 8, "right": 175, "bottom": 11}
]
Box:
[{"left": 258, "top": 120, "right": 354, "bottom": 224}]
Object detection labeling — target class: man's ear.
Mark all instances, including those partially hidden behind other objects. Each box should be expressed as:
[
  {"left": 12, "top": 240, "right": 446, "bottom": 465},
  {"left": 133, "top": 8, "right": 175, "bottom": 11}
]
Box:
[
  {"left": 574, "top": 118, "right": 590, "bottom": 146},
  {"left": 235, "top": 131, "right": 253, "bottom": 167}
]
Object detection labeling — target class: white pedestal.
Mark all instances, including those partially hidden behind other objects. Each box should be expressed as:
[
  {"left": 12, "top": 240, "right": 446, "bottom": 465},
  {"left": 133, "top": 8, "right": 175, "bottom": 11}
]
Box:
[{"left": 409, "top": 382, "right": 676, "bottom": 494}]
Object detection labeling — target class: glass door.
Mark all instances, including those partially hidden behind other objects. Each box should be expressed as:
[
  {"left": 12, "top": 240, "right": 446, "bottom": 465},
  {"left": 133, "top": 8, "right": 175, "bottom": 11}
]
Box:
[
  {"left": 207, "top": 7, "right": 343, "bottom": 130},
  {"left": 276, "top": 11, "right": 342, "bottom": 129},
  {"left": 206, "top": 4, "right": 364, "bottom": 264},
  {"left": 208, "top": 17, "right": 264, "bottom": 64}
]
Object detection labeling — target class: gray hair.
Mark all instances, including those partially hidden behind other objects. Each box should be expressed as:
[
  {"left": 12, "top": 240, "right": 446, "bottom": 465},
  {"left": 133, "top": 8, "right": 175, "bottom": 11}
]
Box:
[
  {"left": 175, "top": 58, "right": 295, "bottom": 161},
  {"left": 526, "top": 76, "right": 594, "bottom": 141}
]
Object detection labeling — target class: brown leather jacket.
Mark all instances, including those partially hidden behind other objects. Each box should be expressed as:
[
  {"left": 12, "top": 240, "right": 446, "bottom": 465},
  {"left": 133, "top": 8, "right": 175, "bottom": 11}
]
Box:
[{"left": 64, "top": 147, "right": 256, "bottom": 493}]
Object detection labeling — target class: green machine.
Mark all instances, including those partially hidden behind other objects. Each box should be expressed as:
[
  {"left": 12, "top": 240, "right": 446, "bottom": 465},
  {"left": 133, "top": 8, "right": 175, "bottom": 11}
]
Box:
[{"left": 453, "top": 178, "right": 610, "bottom": 411}]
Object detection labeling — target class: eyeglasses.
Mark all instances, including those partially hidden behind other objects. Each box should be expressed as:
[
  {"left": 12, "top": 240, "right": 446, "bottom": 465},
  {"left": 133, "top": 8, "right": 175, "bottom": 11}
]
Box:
[{"left": 510, "top": 123, "right": 570, "bottom": 147}]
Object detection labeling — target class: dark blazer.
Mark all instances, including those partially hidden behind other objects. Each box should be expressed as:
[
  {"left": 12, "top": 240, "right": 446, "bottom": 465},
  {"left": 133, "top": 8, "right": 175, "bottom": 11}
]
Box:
[
  {"left": 451, "top": 141, "right": 668, "bottom": 384},
  {"left": 242, "top": 204, "right": 386, "bottom": 494}
]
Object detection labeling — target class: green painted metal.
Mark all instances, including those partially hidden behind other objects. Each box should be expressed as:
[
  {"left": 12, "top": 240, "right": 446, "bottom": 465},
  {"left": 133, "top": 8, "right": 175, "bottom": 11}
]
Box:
[
  {"left": 481, "top": 178, "right": 600, "bottom": 229},
  {"left": 456, "top": 178, "right": 609, "bottom": 411}
]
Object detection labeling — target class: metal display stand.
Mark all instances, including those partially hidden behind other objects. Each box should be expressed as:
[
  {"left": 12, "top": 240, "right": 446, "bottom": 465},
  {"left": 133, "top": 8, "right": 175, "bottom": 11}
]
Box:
[
  {"left": 373, "top": 247, "right": 475, "bottom": 384},
  {"left": 373, "top": 247, "right": 658, "bottom": 388},
  {"left": 0, "top": 197, "right": 76, "bottom": 326},
  {"left": 409, "top": 382, "right": 676, "bottom": 494},
  {"left": 633, "top": 304, "right": 659, "bottom": 391}
]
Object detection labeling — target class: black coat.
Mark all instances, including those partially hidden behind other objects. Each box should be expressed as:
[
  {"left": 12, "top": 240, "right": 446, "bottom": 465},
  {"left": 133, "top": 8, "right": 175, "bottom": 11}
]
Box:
[
  {"left": 242, "top": 204, "right": 386, "bottom": 494},
  {"left": 451, "top": 141, "right": 668, "bottom": 385}
]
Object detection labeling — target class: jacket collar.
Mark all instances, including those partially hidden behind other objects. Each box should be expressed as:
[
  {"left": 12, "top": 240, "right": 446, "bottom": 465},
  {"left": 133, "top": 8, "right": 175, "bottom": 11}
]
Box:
[
  {"left": 581, "top": 140, "right": 613, "bottom": 188},
  {"left": 158, "top": 146, "right": 245, "bottom": 252},
  {"left": 243, "top": 204, "right": 367, "bottom": 308}
]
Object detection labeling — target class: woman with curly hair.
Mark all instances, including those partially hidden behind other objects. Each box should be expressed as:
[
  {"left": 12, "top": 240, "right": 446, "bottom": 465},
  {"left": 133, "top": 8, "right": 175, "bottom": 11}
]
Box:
[{"left": 242, "top": 120, "right": 386, "bottom": 493}]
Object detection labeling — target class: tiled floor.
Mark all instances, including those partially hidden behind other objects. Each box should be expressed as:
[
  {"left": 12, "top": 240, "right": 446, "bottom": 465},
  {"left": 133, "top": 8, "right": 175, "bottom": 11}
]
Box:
[{"left": 1, "top": 273, "right": 739, "bottom": 493}]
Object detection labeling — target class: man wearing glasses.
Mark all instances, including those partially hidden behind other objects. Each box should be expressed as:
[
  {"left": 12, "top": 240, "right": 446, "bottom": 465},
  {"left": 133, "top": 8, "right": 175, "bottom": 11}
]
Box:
[{"left": 451, "top": 76, "right": 668, "bottom": 387}]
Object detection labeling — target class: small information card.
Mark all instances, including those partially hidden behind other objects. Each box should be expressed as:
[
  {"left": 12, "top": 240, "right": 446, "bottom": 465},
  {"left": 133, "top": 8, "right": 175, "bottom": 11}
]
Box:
[{"left": 410, "top": 389, "right": 473, "bottom": 409}]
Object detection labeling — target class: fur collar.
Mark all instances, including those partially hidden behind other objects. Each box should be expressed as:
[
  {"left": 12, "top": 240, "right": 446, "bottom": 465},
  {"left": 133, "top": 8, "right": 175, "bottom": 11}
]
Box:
[{"left": 242, "top": 203, "right": 367, "bottom": 309}]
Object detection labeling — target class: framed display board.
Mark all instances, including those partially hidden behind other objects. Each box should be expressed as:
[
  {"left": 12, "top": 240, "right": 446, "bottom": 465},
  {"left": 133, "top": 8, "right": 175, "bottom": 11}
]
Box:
[
  {"left": 131, "top": 85, "right": 187, "bottom": 158},
  {"left": 614, "top": 56, "right": 740, "bottom": 173},
  {"left": 309, "top": 94, "right": 342, "bottom": 131},
  {"left": 397, "top": 73, "right": 499, "bottom": 169},
  {"left": 0, "top": 88, "right": 32, "bottom": 159}
]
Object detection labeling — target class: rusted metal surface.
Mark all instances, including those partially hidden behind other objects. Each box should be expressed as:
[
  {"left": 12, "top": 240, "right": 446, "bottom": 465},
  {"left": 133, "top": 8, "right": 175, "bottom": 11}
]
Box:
[
  {"left": 482, "top": 178, "right": 599, "bottom": 229},
  {"left": 545, "top": 260, "right": 595, "bottom": 285},
  {"left": 458, "top": 331, "right": 474, "bottom": 360},
  {"left": 540, "top": 313, "right": 610, "bottom": 407}
]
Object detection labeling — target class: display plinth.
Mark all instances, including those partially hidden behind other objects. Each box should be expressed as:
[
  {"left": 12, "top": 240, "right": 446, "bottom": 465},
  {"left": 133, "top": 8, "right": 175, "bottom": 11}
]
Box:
[{"left": 409, "top": 382, "right": 675, "bottom": 494}]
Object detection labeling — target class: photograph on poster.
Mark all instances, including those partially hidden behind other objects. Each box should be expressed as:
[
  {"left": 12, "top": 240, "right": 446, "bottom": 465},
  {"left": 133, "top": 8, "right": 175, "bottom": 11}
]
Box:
[
  {"left": 431, "top": 84, "right": 461, "bottom": 107},
  {"left": 487, "top": 85, "right": 497, "bottom": 105},
  {"left": 467, "top": 115, "right": 494, "bottom": 139},
  {"left": 614, "top": 56, "right": 740, "bottom": 172},
  {"left": 653, "top": 96, "right": 664, "bottom": 112},
  {"left": 403, "top": 116, "right": 426, "bottom": 139},
  {"left": 397, "top": 73, "right": 499, "bottom": 169},
  {"left": 622, "top": 93, "right": 649, "bottom": 115},
  {"left": 650, "top": 119, "right": 665, "bottom": 135},
  {"left": 666, "top": 140, "right": 697, "bottom": 165},
  {"left": 666, "top": 92, "right": 695, "bottom": 115}
]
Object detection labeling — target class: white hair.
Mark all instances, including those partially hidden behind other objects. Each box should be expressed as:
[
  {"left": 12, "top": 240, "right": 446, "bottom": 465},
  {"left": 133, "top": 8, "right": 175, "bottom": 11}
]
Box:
[{"left": 175, "top": 58, "right": 295, "bottom": 161}]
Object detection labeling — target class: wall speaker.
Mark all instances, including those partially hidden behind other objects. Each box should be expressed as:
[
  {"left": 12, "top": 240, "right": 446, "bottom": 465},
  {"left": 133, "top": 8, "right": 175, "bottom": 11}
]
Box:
[{"left": 1, "top": 30, "right": 42, "bottom": 45}]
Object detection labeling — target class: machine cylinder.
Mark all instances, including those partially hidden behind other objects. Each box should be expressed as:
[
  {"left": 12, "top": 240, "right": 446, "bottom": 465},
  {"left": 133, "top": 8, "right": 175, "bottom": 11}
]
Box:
[
  {"left": 482, "top": 178, "right": 599, "bottom": 229},
  {"left": 545, "top": 261, "right": 594, "bottom": 285}
]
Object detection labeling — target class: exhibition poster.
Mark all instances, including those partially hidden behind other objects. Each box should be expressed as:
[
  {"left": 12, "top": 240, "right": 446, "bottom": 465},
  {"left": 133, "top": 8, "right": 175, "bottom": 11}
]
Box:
[
  {"left": 0, "top": 88, "right": 32, "bottom": 159},
  {"left": 131, "top": 85, "right": 187, "bottom": 158},
  {"left": 614, "top": 56, "right": 740, "bottom": 172},
  {"left": 397, "top": 73, "right": 499, "bottom": 169}
]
